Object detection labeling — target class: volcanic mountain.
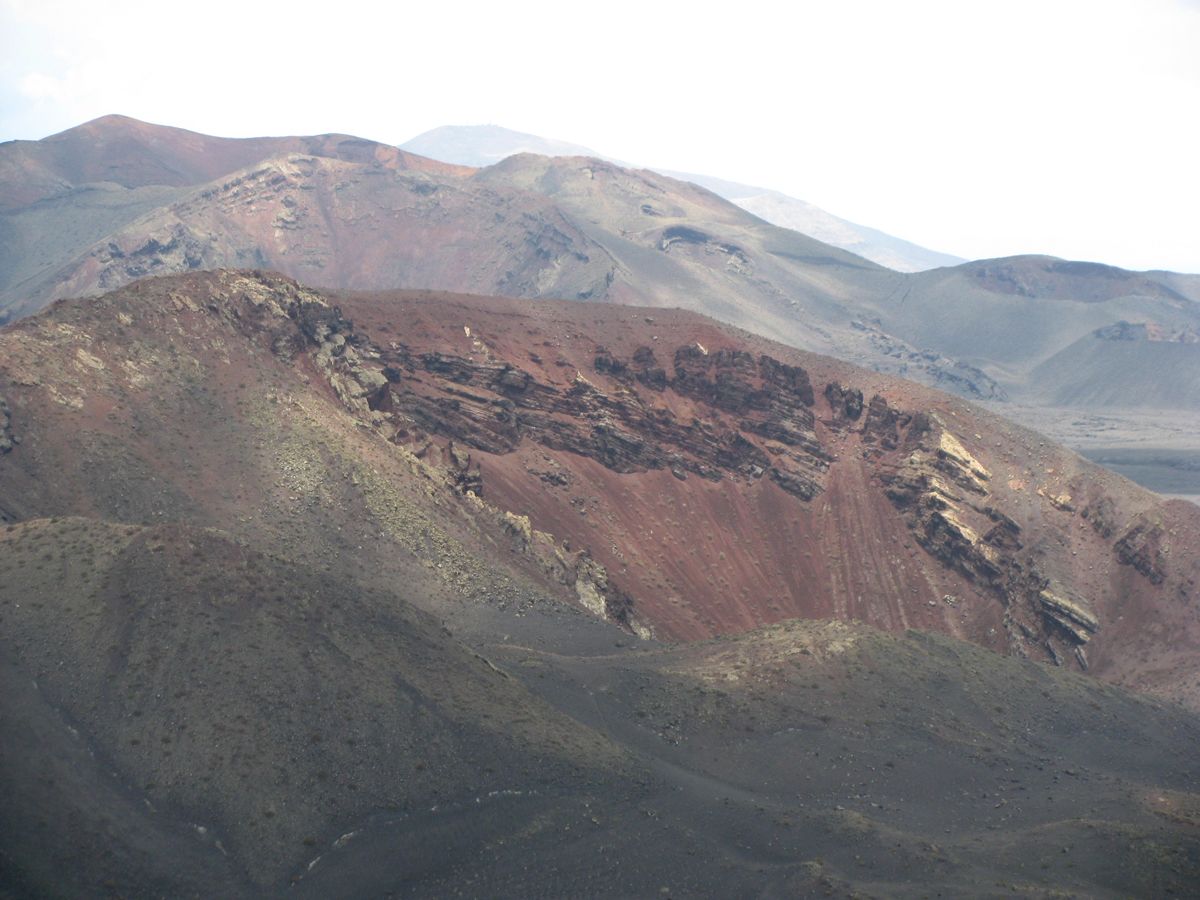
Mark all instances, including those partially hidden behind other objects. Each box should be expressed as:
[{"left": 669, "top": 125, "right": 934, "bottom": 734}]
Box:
[
  {"left": 2, "top": 270, "right": 1197, "bottom": 698},
  {"left": 5, "top": 116, "right": 1198, "bottom": 444},
  {"left": 0, "top": 114, "right": 468, "bottom": 322},
  {"left": 400, "top": 122, "right": 967, "bottom": 272},
  {"left": 2, "top": 270, "right": 1199, "bottom": 896}
]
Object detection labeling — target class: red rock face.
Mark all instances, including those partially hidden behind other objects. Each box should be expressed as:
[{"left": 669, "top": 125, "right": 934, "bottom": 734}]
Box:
[
  {"left": 325, "top": 286, "right": 1200, "bottom": 702},
  {"left": 0, "top": 114, "right": 470, "bottom": 210},
  {"left": 1, "top": 271, "right": 1197, "bottom": 709}
]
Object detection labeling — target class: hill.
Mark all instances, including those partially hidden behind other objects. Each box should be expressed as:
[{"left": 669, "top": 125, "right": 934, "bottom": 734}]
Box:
[
  {"left": 1, "top": 270, "right": 1199, "bottom": 896},
  {"left": 399, "top": 123, "right": 966, "bottom": 271},
  {"left": 2, "top": 270, "right": 1196, "bottom": 698}
]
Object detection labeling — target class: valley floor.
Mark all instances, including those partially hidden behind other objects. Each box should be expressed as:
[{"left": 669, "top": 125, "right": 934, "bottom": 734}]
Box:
[{"left": 983, "top": 402, "right": 1200, "bottom": 504}]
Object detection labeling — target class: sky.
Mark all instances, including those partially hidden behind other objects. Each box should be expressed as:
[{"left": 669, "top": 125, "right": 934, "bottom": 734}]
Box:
[{"left": 2, "top": 0, "right": 1198, "bottom": 273}]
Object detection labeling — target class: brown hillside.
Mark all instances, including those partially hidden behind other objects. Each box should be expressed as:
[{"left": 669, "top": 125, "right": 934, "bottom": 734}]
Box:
[{"left": 1, "top": 270, "right": 1196, "bottom": 709}]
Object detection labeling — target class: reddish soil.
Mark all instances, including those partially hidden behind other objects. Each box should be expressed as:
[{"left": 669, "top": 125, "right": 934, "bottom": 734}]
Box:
[
  {"left": 334, "top": 286, "right": 1200, "bottom": 705},
  {"left": 1, "top": 114, "right": 471, "bottom": 209}
]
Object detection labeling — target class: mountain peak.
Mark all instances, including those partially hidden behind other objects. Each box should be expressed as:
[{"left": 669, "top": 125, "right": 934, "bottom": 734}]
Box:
[
  {"left": 403, "top": 123, "right": 965, "bottom": 272},
  {"left": 403, "top": 123, "right": 606, "bottom": 168},
  {"left": 60, "top": 112, "right": 145, "bottom": 131}
]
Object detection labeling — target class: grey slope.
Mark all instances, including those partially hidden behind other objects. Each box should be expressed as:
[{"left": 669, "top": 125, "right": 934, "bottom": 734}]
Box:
[{"left": 400, "top": 124, "right": 965, "bottom": 272}]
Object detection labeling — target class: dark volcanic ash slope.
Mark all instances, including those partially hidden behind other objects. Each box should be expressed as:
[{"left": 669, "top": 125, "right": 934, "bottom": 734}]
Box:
[
  {"left": 1, "top": 271, "right": 1197, "bottom": 710},
  {"left": 2, "top": 271, "right": 1200, "bottom": 897},
  {"left": 5, "top": 526, "right": 1200, "bottom": 899},
  {"left": 0, "top": 517, "right": 623, "bottom": 895},
  {"left": 2, "top": 524, "right": 1199, "bottom": 899}
]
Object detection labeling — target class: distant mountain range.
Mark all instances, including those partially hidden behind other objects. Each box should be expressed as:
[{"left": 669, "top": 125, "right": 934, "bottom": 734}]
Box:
[
  {"left": 401, "top": 124, "right": 966, "bottom": 272},
  {"left": 4, "top": 269, "right": 1199, "bottom": 895},
  {"left": 1, "top": 115, "right": 1197, "bottom": 472}
]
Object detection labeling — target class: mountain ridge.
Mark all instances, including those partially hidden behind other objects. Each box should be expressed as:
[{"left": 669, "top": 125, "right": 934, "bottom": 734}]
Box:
[{"left": 400, "top": 123, "right": 966, "bottom": 272}]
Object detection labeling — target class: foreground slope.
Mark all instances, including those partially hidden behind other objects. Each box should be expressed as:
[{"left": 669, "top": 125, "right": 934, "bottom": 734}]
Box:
[
  {"left": 3, "top": 520, "right": 1200, "bottom": 897},
  {"left": 1, "top": 271, "right": 1199, "bottom": 896},
  {"left": 0, "top": 517, "right": 622, "bottom": 894}
]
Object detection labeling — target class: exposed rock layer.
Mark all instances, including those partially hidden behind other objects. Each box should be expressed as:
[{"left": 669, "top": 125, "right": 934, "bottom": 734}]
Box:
[{"left": 1, "top": 271, "right": 1198, "bottom": 709}]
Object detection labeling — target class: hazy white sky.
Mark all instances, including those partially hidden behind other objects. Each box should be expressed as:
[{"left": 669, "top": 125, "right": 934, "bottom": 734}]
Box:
[{"left": 2, "top": 0, "right": 1198, "bottom": 272}]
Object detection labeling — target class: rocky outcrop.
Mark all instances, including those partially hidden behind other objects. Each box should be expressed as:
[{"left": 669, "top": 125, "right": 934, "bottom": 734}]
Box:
[
  {"left": 865, "top": 403, "right": 1002, "bottom": 587},
  {"left": 1095, "top": 321, "right": 1200, "bottom": 343},
  {"left": 329, "top": 338, "right": 833, "bottom": 501},
  {"left": 1081, "top": 495, "right": 1118, "bottom": 539},
  {"left": 207, "top": 271, "right": 394, "bottom": 417},
  {"left": 495, "top": 507, "right": 640, "bottom": 633},
  {"left": 658, "top": 226, "right": 751, "bottom": 272},
  {"left": 823, "top": 382, "right": 863, "bottom": 423},
  {"left": 92, "top": 224, "right": 213, "bottom": 293},
  {"left": 861, "top": 395, "right": 932, "bottom": 452},
  {"left": 1039, "top": 589, "right": 1100, "bottom": 645},
  {"left": 628, "top": 346, "right": 669, "bottom": 390},
  {"left": 672, "top": 345, "right": 814, "bottom": 411},
  {"left": 446, "top": 442, "right": 484, "bottom": 496},
  {"left": 868, "top": 397, "right": 1098, "bottom": 669},
  {"left": 1116, "top": 519, "right": 1168, "bottom": 584},
  {"left": 848, "top": 319, "right": 1006, "bottom": 400}
]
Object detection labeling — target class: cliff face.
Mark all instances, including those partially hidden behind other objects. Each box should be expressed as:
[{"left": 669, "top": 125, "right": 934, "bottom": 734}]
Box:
[
  {"left": 368, "top": 340, "right": 828, "bottom": 500},
  {"left": 7, "top": 119, "right": 1200, "bottom": 485},
  {"left": 290, "top": 284, "right": 1195, "bottom": 694},
  {"left": 2, "top": 271, "right": 1198, "bottom": 708}
]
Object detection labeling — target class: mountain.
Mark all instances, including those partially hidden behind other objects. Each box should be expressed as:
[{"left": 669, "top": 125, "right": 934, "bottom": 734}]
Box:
[
  {"left": 2, "top": 270, "right": 1196, "bottom": 697},
  {"left": 0, "top": 119, "right": 1027, "bottom": 403},
  {"left": 399, "top": 122, "right": 604, "bottom": 168},
  {"left": 0, "top": 114, "right": 468, "bottom": 322},
  {"left": 0, "top": 113, "right": 466, "bottom": 206},
  {"left": 2, "top": 269, "right": 1199, "bottom": 896},
  {"left": 399, "top": 123, "right": 966, "bottom": 272},
  {"left": 1, "top": 116, "right": 1197, "bottom": 494},
  {"left": 1, "top": 125, "right": 957, "bottom": 390}
]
